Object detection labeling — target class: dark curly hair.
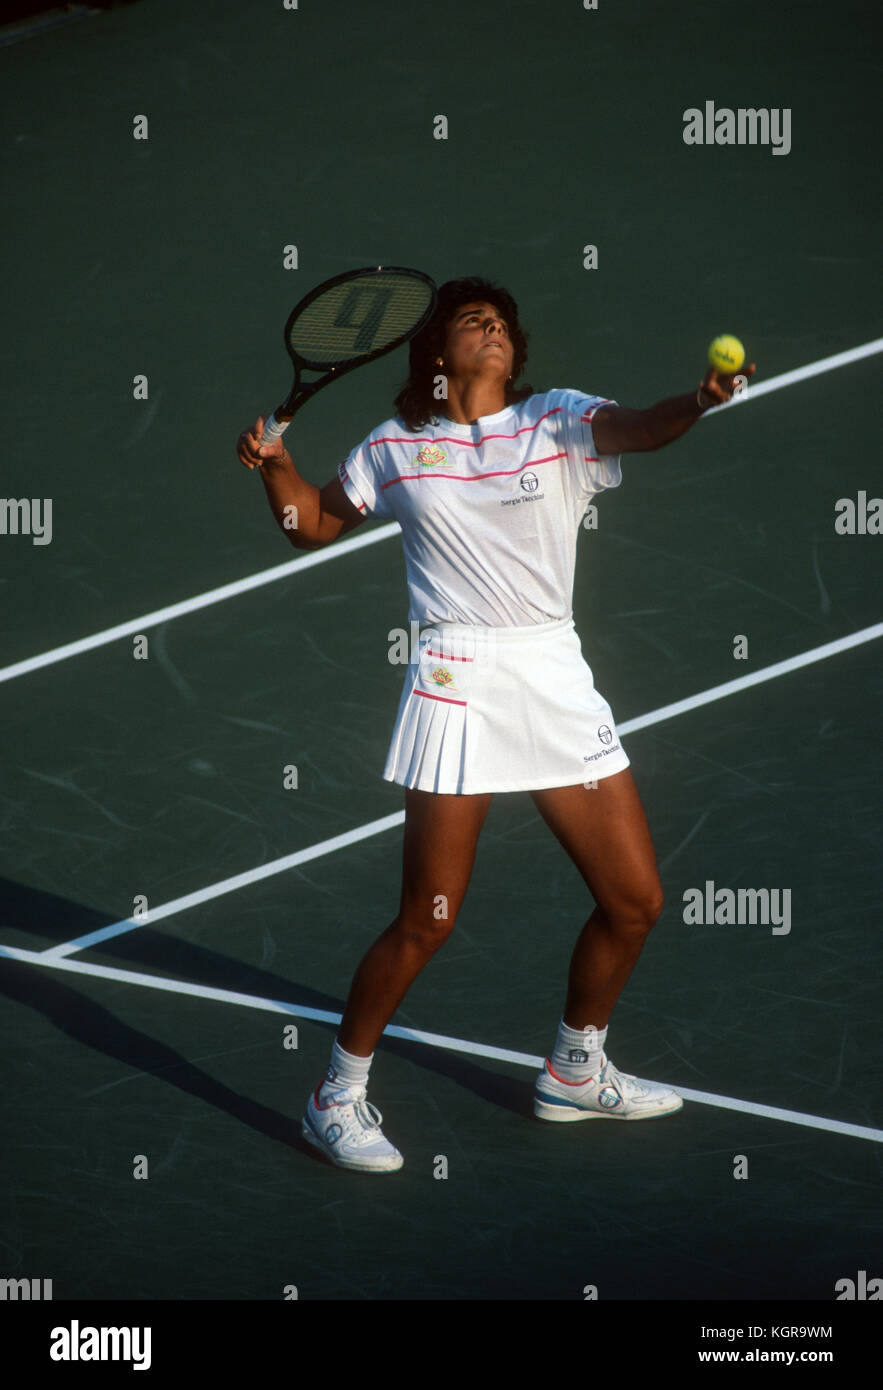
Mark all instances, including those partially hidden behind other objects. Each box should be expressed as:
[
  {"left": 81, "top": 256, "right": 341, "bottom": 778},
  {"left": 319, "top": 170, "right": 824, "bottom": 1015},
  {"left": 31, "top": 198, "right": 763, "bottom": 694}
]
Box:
[{"left": 394, "top": 276, "right": 535, "bottom": 430}]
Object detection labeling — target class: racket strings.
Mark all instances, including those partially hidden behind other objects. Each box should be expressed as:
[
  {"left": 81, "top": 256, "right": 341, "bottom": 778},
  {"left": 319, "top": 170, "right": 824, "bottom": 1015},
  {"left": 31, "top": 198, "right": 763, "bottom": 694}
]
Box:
[{"left": 289, "top": 273, "right": 434, "bottom": 367}]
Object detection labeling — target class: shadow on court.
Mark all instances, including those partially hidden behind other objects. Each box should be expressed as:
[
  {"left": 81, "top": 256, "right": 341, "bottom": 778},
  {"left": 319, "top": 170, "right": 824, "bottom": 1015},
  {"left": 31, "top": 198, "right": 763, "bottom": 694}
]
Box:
[
  {"left": 2, "top": 877, "right": 879, "bottom": 1300},
  {"left": 0, "top": 878, "right": 532, "bottom": 1151}
]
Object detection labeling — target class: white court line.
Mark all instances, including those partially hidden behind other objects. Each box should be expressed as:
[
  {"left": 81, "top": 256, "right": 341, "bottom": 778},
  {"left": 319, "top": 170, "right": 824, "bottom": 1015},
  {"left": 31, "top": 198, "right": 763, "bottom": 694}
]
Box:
[
  {"left": 0, "top": 943, "right": 879, "bottom": 1144},
  {"left": 617, "top": 622, "right": 883, "bottom": 735},
  {"left": 0, "top": 522, "right": 400, "bottom": 686},
  {"left": 2, "top": 335, "right": 881, "bottom": 689},
  {"left": 41, "top": 812, "right": 406, "bottom": 959},
  {"left": 40, "top": 620, "right": 883, "bottom": 962}
]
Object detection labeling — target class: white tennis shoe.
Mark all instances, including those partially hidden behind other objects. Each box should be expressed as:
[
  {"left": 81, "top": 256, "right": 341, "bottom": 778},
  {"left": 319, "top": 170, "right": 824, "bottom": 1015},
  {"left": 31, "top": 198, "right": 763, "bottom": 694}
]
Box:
[
  {"left": 302, "top": 1081, "right": 404, "bottom": 1172},
  {"left": 534, "top": 1053, "right": 683, "bottom": 1121}
]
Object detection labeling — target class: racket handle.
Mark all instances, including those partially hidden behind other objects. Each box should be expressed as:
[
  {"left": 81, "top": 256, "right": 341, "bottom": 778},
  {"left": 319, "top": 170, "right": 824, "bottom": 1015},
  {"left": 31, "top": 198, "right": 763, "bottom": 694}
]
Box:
[{"left": 260, "top": 413, "right": 291, "bottom": 449}]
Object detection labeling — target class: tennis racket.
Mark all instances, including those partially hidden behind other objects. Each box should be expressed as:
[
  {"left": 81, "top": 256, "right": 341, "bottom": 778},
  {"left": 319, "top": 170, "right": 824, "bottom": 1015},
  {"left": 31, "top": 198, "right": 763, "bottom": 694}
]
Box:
[{"left": 259, "top": 265, "right": 437, "bottom": 448}]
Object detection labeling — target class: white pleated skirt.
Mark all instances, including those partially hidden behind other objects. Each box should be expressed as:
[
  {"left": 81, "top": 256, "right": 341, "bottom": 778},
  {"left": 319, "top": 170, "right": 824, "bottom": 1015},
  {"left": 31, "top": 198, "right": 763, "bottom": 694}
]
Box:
[{"left": 382, "top": 616, "right": 630, "bottom": 795}]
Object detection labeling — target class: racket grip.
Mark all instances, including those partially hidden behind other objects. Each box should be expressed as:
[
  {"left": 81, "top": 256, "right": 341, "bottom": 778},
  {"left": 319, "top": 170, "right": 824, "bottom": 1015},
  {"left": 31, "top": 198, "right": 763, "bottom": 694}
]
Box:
[{"left": 259, "top": 413, "right": 291, "bottom": 449}]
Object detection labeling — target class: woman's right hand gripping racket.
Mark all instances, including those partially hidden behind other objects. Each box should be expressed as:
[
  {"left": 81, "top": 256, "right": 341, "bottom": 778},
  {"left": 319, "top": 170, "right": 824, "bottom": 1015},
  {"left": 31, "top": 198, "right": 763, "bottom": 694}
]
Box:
[{"left": 252, "top": 265, "right": 437, "bottom": 462}]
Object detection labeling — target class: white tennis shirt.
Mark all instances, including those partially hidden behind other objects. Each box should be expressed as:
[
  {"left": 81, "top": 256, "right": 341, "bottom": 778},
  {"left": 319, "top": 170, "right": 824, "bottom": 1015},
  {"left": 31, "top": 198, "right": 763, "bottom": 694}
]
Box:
[{"left": 337, "top": 388, "right": 622, "bottom": 627}]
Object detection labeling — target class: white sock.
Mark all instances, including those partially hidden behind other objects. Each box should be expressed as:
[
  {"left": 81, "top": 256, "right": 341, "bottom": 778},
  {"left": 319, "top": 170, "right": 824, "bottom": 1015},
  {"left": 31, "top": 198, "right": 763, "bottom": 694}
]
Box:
[
  {"left": 320, "top": 1038, "right": 373, "bottom": 1097},
  {"left": 549, "top": 1018, "right": 608, "bottom": 1083}
]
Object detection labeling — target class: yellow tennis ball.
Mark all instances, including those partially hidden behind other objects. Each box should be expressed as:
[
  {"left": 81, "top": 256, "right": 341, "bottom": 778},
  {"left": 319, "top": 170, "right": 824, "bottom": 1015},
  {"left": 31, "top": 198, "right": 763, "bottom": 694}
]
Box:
[{"left": 708, "top": 334, "right": 745, "bottom": 373}]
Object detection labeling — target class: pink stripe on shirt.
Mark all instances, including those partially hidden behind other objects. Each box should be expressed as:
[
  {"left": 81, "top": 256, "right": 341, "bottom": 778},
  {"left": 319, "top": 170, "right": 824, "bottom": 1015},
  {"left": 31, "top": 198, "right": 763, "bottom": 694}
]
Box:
[
  {"left": 368, "top": 407, "right": 564, "bottom": 451},
  {"left": 381, "top": 451, "right": 567, "bottom": 492}
]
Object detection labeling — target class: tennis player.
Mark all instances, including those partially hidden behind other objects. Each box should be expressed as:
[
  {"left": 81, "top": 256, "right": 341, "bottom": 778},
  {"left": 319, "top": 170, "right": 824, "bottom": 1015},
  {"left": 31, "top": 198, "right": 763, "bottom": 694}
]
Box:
[{"left": 237, "top": 277, "right": 754, "bottom": 1173}]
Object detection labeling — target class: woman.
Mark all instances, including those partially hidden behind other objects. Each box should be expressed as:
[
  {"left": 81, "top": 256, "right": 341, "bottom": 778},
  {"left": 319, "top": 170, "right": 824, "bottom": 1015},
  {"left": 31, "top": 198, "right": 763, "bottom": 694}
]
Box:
[{"left": 236, "top": 277, "right": 753, "bottom": 1173}]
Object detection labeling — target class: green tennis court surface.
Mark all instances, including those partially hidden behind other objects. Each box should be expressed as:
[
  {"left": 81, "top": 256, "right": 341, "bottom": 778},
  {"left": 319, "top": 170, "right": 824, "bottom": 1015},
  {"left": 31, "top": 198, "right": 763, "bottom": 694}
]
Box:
[{"left": 1, "top": 0, "right": 880, "bottom": 1324}]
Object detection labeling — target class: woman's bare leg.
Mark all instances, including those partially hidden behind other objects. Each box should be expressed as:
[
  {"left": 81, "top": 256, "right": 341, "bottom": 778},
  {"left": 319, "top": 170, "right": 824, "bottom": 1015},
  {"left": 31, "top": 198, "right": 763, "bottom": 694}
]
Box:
[
  {"left": 530, "top": 769, "right": 664, "bottom": 1029},
  {"left": 337, "top": 787, "right": 493, "bottom": 1056}
]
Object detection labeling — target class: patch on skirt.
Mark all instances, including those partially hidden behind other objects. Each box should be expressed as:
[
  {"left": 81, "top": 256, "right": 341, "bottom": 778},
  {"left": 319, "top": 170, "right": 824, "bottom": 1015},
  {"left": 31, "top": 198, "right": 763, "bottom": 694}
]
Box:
[{"left": 409, "top": 629, "right": 490, "bottom": 708}]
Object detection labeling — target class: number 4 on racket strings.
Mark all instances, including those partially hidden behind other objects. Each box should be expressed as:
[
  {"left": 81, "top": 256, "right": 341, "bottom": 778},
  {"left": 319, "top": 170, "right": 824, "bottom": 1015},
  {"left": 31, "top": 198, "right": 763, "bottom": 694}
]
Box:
[{"left": 260, "top": 266, "right": 438, "bottom": 449}]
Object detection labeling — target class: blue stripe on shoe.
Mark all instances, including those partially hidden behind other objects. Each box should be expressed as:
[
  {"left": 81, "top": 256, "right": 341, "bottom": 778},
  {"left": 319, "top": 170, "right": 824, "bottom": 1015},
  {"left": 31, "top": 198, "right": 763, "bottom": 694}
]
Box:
[{"left": 535, "top": 1090, "right": 581, "bottom": 1108}]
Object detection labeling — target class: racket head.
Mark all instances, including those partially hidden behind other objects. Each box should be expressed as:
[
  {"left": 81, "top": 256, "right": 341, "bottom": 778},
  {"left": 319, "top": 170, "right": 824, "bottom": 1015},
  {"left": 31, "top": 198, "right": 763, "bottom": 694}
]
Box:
[{"left": 283, "top": 265, "right": 437, "bottom": 373}]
